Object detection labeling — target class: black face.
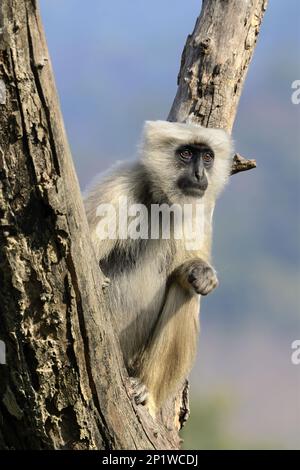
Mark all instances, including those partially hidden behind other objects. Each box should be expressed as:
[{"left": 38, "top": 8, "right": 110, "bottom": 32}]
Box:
[{"left": 176, "top": 143, "right": 214, "bottom": 197}]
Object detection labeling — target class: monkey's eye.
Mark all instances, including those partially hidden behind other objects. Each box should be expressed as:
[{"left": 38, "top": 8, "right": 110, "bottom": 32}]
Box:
[
  {"left": 179, "top": 148, "right": 193, "bottom": 160},
  {"left": 202, "top": 152, "right": 214, "bottom": 163}
]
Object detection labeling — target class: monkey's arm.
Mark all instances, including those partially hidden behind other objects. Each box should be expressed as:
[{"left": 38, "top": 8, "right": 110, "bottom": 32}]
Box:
[{"left": 173, "top": 258, "right": 218, "bottom": 296}]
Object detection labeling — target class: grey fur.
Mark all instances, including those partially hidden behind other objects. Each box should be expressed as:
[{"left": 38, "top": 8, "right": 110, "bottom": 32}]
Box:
[{"left": 84, "top": 120, "right": 233, "bottom": 415}]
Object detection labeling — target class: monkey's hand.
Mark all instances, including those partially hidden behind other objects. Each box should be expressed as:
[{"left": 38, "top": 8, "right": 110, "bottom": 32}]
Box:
[
  {"left": 175, "top": 259, "right": 218, "bottom": 295},
  {"left": 187, "top": 260, "right": 218, "bottom": 295}
]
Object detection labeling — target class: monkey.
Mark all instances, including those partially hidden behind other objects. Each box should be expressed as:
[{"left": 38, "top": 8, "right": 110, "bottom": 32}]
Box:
[{"left": 84, "top": 120, "right": 233, "bottom": 416}]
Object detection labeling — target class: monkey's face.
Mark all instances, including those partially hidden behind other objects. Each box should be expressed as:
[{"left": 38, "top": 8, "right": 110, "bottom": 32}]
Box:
[
  {"left": 141, "top": 121, "right": 233, "bottom": 201},
  {"left": 175, "top": 143, "right": 214, "bottom": 197}
]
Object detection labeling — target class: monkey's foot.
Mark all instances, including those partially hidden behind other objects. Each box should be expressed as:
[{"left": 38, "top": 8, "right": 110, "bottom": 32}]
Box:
[
  {"left": 188, "top": 261, "right": 218, "bottom": 295},
  {"left": 101, "top": 277, "right": 111, "bottom": 291},
  {"left": 129, "top": 377, "right": 149, "bottom": 406}
]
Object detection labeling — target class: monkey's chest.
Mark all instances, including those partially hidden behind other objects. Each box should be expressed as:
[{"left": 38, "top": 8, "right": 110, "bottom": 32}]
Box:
[{"left": 106, "top": 246, "right": 168, "bottom": 325}]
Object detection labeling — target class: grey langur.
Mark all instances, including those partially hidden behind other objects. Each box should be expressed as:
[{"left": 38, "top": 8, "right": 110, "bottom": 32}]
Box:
[{"left": 84, "top": 120, "right": 233, "bottom": 416}]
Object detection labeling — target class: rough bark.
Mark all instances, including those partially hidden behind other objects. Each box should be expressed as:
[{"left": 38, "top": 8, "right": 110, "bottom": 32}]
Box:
[{"left": 0, "top": 0, "right": 267, "bottom": 450}]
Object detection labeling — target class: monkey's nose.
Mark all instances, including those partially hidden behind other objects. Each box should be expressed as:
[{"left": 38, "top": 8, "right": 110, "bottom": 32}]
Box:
[
  {"left": 194, "top": 168, "right": 204, "bottom": 181},
  {"left": 194, "top": 170, "right": 208, "bottom": 190}
]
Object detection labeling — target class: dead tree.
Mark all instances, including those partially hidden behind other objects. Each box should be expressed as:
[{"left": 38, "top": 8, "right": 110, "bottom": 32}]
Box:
[{"left": 0, "top": 0, "right": 268, "bottom": 450}]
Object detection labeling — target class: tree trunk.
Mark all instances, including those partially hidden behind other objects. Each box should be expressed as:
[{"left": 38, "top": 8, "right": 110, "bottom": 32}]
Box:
[{"left": 0, "top": 0, "right": 267, "bottom": 450}]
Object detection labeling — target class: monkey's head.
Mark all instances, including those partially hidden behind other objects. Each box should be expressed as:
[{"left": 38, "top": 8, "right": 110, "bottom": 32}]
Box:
[{"left": 141, "top": 120, "right": 233, "bottom": 202}]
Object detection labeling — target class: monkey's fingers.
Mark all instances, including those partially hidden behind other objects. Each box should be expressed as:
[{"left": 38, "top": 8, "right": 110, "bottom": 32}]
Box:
[
  {"left": 101, "top": 277, "right": 111, "bottom": 291},
  {"left": 198, "top": 277, "right": 219, "bottom": 296},
  {"left": 188, "top": 267, "right": 218, "bottom": 295}
]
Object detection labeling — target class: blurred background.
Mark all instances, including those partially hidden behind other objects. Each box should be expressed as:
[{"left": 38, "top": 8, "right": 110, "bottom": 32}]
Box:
[{"left": 40, "top": 0, "right": 300, "bottom": 449}]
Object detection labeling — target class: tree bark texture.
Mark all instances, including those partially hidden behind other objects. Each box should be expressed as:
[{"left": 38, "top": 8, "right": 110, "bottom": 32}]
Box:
[{"left": 0, "top": 0, "right": 267, "bottom": 450}]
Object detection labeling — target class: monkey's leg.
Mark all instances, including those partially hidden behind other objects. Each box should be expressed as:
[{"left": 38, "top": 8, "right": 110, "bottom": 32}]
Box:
[
  {"left": 175, "top": 258, "right": 218, "bottom": 296},
  {"left": 138, "top": 284, "right": 200, "bottom": 416}
]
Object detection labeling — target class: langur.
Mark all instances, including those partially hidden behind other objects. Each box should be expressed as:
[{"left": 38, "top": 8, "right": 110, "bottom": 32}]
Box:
[{"left": 84, "top": 120, "right": 233, "bottom": 416}]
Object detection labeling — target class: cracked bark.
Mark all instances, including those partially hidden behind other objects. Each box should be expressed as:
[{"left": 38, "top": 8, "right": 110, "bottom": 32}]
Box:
[{"left": 0, "top": 0, "right": 267, "bottom": 450}]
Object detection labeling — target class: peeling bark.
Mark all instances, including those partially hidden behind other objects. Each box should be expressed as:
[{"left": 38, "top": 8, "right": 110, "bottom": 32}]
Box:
[{"left": 0, "top": 0, "right": 268, "bottom": 450}]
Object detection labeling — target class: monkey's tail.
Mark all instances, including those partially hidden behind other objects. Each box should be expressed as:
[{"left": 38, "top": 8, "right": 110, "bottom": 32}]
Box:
[{"left": 138, "top": 284, "right": 200, "bottom": 413}]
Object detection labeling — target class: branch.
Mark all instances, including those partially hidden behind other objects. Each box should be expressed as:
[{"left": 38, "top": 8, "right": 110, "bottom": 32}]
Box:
[{"left": 231, "top": 154, "right": 257, "bottom": 175}]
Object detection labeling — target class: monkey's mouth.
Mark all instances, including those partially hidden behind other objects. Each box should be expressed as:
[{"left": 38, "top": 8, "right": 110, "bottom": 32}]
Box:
[
  {"left": 177, "top": 177, "right": 208, "bottom": 197},
  {"left": 182, "top": 186, "right": 206, "bottom": 197}
]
